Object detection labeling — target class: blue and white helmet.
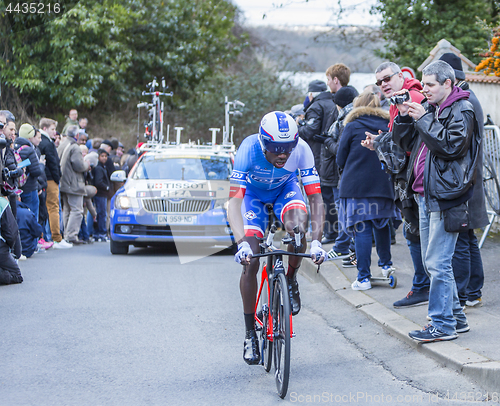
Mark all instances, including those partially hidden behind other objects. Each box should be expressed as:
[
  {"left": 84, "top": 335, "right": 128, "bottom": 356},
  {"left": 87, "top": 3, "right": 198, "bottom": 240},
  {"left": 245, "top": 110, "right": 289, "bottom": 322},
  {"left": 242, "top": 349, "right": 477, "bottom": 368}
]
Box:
[{"left": 258, "top": 111, "right": 299, "bottom": 154}]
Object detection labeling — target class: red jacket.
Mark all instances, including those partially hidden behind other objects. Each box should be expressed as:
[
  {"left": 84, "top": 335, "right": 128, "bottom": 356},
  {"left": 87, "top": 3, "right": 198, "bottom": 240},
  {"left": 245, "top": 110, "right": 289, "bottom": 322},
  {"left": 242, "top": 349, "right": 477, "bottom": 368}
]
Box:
[{"left": 388, "top": 78, "right": 424, "bottom": 131}]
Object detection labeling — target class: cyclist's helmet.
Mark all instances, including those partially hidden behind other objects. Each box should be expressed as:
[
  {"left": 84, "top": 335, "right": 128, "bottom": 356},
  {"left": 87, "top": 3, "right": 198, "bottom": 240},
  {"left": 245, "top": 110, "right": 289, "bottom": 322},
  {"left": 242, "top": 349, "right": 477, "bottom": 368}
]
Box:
[{"left": 258, "top": 111, "right": 299, "bottom": 155}]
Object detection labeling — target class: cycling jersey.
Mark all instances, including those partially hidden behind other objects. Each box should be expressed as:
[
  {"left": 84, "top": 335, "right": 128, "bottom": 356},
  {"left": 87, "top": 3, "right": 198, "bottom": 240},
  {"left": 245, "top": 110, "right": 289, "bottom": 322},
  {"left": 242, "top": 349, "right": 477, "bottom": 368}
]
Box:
[
  {"left": 230, "top": 134, "right": 321, "bottom": 238},
  {"left": 230, "top": 134, "right": 321, "bottom": 198}
]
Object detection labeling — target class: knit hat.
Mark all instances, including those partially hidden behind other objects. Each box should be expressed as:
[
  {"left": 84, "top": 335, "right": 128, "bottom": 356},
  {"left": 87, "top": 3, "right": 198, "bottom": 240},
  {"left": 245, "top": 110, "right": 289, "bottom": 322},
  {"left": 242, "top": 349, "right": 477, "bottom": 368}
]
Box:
[
  {"left": 101, "top": 139, "right": 114, "bottom": 149},
  {"left": 333, "top": 86, "right": 359, "bottom": 108},
  {"left": 18, "top": 123, "right": 37, "bottom": 139},
  {"left": 439, "top": 53, "right": 466, "bottom": 81},
  {"left": 307, "top": 79, "right": 328, "bottom": 93}
]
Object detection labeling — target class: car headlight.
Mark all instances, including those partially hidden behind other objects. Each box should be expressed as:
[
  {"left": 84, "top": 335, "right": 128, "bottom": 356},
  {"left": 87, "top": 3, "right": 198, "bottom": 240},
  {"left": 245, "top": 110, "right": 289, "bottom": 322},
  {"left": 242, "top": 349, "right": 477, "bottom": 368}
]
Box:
[
  {"left": 213, "top": 198, "right": 229, "bottom": 210},
  {"left": 115, "top": 195, "right": 139, "bottom": 210}
]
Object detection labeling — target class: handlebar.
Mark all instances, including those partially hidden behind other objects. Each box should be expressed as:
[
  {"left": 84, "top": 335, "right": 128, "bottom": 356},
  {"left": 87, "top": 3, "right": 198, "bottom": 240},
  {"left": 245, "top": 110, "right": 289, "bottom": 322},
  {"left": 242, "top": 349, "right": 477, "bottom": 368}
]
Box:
[{"left": 252, "top": 251, "right": 313, "bottom": 259}]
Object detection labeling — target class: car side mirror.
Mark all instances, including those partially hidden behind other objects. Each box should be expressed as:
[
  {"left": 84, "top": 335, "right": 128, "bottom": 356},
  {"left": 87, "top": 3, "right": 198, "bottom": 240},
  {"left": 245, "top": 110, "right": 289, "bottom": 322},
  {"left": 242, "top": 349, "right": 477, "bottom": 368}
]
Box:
[{"left": 110, "top": 170, "right": 127, "bottom": 182}]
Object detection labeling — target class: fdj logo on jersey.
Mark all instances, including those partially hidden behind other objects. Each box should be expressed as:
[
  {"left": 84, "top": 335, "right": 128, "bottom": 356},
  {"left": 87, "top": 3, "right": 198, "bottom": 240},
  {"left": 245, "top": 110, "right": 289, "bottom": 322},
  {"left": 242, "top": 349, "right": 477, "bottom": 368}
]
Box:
[
  {"left": 244, "top": 210, "right": 257, "bottom": 220},
  {"left": 285, "top": 191, "right": 296, "bottom": 199}
]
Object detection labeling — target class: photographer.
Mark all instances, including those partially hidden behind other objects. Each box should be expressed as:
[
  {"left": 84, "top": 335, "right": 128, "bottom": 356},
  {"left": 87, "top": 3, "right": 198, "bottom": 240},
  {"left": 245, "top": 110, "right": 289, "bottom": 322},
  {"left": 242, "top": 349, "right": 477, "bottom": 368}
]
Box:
[{"left": 0, "top": 112, "right": 20, "bottom": 218}]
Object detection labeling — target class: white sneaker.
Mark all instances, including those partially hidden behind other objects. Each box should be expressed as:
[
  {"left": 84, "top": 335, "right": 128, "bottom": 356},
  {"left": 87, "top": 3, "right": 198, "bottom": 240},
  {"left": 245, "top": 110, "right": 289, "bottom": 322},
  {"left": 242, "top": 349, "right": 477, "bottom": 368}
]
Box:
[
  {"left": 19, "top": 255, "right": 27, "bottom": 261},
  {"left": 381, "top": 265, "right": 396, "bottom": 278},
  {"left": 351, "top": 278, "right": 372, "bottom": 291},
  {"left": 53, "top": 240, "right": 73, "bottom": 249}
]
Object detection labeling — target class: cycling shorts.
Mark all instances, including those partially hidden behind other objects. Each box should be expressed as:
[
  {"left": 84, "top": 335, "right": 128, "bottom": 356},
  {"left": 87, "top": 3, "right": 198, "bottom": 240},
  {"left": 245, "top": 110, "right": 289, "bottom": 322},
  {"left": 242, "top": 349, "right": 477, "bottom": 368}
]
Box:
[{"left": 241, "top": 176, "right": 307, "bottom": 239}]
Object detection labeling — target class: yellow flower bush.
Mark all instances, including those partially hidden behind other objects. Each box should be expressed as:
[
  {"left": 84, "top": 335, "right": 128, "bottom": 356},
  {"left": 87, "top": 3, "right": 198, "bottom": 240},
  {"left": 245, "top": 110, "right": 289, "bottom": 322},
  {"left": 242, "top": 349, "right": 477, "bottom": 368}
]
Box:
[{"left": 476, "top": 28, "right": 500, "bottom": 76}]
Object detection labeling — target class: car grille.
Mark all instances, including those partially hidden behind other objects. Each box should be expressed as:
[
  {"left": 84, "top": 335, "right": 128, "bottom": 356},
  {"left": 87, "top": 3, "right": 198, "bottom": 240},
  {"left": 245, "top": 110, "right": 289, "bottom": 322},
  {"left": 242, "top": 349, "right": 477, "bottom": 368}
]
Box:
[{"left": 141, "top": 198, "right": 211, "bottom": 213}]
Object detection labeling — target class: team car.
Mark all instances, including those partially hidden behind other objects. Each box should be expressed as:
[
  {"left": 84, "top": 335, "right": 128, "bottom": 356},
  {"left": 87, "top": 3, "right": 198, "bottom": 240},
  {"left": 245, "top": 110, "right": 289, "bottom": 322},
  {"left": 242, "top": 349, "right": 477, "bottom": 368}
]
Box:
[{"left": 109, "top": 142, "right": 235, "bottom": 254}]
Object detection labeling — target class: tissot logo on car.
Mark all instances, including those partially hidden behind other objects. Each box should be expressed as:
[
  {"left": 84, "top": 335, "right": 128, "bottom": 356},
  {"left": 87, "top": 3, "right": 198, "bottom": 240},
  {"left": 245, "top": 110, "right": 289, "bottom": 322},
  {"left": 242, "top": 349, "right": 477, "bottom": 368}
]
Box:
[{"left": 148, "top": 182, "right": 206, "bottom": 189}]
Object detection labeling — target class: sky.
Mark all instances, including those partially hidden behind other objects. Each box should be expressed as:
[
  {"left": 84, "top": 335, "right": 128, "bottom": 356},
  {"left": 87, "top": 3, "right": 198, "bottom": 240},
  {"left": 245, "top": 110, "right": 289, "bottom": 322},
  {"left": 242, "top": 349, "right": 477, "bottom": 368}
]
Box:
[{"left": 231, "top": 0, "right": 380, "bottom": 27}]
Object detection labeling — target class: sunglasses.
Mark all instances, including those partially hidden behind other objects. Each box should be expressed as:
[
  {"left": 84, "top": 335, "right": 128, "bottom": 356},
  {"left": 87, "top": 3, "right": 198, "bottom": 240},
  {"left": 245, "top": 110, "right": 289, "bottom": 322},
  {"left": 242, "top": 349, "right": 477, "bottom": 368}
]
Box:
[{"left": 375, "top": 72, "right": 397, "bottom": 87}]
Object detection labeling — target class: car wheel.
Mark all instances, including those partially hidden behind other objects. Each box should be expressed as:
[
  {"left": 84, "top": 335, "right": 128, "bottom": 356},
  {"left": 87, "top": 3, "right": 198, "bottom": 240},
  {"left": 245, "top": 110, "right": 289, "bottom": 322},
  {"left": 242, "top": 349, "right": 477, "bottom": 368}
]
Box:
[{"left": 110, "top": 237, "right": 129, "bottom": 255}]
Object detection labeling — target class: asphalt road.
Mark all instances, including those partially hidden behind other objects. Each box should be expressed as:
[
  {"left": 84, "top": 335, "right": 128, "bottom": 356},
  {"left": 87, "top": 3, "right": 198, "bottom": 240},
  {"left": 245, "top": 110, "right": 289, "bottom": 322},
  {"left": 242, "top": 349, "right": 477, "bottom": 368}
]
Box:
[{"left": 0, "top": 243, "right": 497, "bottom": 405}]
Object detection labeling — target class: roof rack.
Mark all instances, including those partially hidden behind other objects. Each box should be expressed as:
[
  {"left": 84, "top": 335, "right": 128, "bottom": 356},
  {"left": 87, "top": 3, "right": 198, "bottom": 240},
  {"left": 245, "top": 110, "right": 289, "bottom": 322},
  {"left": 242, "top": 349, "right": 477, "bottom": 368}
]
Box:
[{"left": 139, "top": 141, "right": 235, "bottom": 154}]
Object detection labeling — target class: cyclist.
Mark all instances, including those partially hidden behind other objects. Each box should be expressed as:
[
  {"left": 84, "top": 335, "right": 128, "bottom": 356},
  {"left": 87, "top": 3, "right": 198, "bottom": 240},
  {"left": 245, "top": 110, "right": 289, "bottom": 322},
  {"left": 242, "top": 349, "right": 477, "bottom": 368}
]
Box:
[{"left": 227, "top": 111, "right": 327, "bottom": 365}]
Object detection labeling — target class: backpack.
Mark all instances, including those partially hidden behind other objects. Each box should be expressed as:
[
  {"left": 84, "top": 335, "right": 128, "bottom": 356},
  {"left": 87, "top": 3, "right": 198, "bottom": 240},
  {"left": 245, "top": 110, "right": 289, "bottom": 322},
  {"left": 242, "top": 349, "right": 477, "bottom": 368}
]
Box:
[{"left": 14, "top": 145, "right": 29, "bottom": 187}]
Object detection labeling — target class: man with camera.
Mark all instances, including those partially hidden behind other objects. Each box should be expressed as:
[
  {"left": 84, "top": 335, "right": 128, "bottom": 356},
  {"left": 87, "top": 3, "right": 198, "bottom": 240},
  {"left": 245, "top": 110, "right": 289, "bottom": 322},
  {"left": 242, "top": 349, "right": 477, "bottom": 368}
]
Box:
[
  {"left": 392, "top": 60, "right": 480, "bottom": 342},
  {"left": 363, "top": 62, "right": 430, "bottom": 309}
]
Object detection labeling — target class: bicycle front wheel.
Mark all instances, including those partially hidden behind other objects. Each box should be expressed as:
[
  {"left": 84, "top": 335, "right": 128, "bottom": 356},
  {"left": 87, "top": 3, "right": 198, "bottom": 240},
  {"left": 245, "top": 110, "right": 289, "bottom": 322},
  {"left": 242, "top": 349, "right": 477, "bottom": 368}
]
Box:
[
  {"left": 259, "top": 273, "right": 273, "bottom": 372},
  {"left": 272, "top": 272, "right": 291, "bottom": 399}
]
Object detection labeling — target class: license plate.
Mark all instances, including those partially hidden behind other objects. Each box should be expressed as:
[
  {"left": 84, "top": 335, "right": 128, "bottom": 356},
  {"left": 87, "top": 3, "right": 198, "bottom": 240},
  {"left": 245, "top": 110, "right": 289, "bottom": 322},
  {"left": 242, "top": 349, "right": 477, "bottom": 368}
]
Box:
[
  {"left": 156, "top": 214, "right": 196, "bottom": 225},
  {"left": 160, "top": 189, "right": 191, "bottom": 198}
]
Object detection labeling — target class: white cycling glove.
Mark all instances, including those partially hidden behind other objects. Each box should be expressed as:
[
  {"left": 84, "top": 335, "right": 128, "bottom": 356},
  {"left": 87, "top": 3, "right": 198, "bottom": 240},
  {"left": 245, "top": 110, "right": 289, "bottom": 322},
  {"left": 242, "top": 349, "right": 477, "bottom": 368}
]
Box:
[
  {"left": 235, "top": 241, "right": 253, "bottom": 264},
  {"left": 310, "top": 240, "right": 327, "bottom": 262}
]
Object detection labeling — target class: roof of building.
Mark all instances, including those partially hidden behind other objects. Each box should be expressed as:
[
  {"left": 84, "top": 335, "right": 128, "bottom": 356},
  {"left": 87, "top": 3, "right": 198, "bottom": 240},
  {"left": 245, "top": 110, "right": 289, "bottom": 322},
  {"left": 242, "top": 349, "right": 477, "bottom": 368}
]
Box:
[{"left": 466, "top": 73, "right": 500, "bottom": 84}]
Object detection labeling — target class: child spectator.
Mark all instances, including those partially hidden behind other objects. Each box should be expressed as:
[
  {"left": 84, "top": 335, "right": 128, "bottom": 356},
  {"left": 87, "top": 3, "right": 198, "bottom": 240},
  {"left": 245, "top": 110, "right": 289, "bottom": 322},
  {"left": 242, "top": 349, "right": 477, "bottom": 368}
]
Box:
[
  {"left": 0, "top": 196, "right": 23, "bottom": 285},
  {"left": 92, "top": 149, "right": 110, "bottom": 241}
]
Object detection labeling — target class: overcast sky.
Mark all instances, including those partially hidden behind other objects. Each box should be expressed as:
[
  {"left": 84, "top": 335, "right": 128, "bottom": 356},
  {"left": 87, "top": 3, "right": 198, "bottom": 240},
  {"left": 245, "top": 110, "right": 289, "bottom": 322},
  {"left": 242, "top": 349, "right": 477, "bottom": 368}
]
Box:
[{"left": 231, "top": 0, "right": 380, "bottom": 27}]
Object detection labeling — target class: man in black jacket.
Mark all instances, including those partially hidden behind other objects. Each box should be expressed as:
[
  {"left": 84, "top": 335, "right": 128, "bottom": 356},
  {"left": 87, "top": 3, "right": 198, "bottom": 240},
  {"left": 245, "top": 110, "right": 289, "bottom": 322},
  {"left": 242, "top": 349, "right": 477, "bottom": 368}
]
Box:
[
  {"left": 39, "top": 118, "right": 72, "bottom": 249},
  {"left": 393, "top": 60, "right": 480, "bottom": 342},
  {"left": 438, "top": 53, "right": 489, "bottom": 309},
  {"left": 298, "top": 79, "right": 336, "bottom": 242},
  {"left": 0, "top": 196, "right": 23, "bottom": 285}
]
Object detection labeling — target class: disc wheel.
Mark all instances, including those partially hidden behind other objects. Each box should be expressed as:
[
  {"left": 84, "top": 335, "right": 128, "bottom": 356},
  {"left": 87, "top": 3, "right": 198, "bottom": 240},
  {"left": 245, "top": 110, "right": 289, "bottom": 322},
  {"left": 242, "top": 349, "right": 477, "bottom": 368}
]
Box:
[
  {"left": 272, "top": 272, "right": 291, "bottom": 399},
  {"left": 483, "top": 154, "right": 500, "bottom": 215}
]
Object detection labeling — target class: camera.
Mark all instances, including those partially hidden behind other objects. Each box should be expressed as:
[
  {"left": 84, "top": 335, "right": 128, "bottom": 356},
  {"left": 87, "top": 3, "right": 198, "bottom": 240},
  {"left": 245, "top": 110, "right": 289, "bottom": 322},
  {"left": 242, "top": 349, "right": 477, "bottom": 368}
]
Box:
[{"left": 389, "top": 91, "right": 410, "bottom": 105}]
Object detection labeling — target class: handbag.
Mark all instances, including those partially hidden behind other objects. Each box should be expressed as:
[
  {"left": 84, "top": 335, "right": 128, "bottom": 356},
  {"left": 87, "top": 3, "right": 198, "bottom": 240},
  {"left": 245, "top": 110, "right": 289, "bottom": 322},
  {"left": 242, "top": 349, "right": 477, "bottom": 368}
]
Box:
[{"left": 443, "top": 202, "right": 470, "bottom": 233}]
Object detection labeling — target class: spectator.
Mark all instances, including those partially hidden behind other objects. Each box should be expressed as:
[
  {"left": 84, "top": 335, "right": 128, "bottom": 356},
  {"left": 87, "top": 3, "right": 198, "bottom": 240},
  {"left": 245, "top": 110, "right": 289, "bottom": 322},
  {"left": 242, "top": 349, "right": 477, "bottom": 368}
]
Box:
[
  {"left": 364, "top": 84, "right": 390, "bottom": 111},
  {"left": 318, "top": 63, "right": 352, "bottom": 244},
  {"left": 16, "top": 200, "right": 44, "bottom": 258},
  {"left": 0, "top": 112, "right": 19, "bottom": 218},
  {"left": 54, "top": 131, "right": 61, "bottom": 148},
  {"left": 58, "top": 125, "right": 90, "bottom": 245},
  {"left": 62, "top": 109, "right": 78, "bottom": 136},
  {"left": 79, "top": 117, "right": 88, "bottom": 133},
  {"left": 324, "top": 85, "right": 359, "bottom": 260},
  {"left": 15, "top": 124, "right": 43, "bottom": 221},
  {"left": 93, "top": 149, "right": 111, "bottom": 242},
  {"left": 336, "top": 91, "right": 396, "bottom": 291},
  {"left": 0, "top": 196, "right": 23, "bottom": 285},
  {"left": 363, "top": 61, "right": 428, "bottom": 309},
  {"left": 393, "top": 60, "right": 479, "bottom": 341},
  {"left": 297, "top": 79, "right": 333, "bottom": 173},
  {"left": 39, "top": 118, "right": 72, "bottom": 249},
  {"left": 439, "top": 53, "right": 489, "bottom": 309},
  {"left": 77, "top": 132, "right": 88, "bottom": 146}
]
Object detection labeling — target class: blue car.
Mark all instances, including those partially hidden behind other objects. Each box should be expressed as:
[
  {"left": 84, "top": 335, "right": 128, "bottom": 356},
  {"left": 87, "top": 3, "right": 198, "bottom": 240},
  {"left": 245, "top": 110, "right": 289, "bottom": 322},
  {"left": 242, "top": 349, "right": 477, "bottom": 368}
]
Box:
[{"left": 109, "top": 144, "right": 235, "bottom": 254}]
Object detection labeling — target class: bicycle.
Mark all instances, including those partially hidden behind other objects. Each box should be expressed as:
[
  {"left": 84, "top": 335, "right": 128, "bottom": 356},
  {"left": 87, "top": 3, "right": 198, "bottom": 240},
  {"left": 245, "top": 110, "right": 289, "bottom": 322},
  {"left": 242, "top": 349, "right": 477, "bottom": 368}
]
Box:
[
  {"left": 137, "top": 78, "right": 173, "bottom": 143},
  {"left": 252, "top": 221, "right": 318, "bottom": 399}
]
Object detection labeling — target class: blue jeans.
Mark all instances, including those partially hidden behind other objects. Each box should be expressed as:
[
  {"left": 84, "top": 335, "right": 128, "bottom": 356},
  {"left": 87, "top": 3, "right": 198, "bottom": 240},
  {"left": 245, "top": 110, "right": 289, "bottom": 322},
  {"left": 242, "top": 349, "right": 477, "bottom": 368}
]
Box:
[
  {"left": 78, "top": 215, "right": 89, "bottom": 241},
  {"left": 418, "top": 195, "right": 466, "bottom": 335},
  {"left": 452, "top": 229, "right": 484, "bottom": 305},
  {"left": 403, "top": 227, "right": 430, "bottom": 293},
  {"left": 332, "top": 187, "right": 353, "bottom": 253},
  {"left": 94, "top": 196, "right": 107, "bottom": 237},
  {"left": 21, "top": 190, "right": 39, "bottom": 222},
  {"left": 353, "top": 220, "right": 392, "bottom": 281},
  {"left": 321, "top": 186, "right": 338, "bottom": 239}
]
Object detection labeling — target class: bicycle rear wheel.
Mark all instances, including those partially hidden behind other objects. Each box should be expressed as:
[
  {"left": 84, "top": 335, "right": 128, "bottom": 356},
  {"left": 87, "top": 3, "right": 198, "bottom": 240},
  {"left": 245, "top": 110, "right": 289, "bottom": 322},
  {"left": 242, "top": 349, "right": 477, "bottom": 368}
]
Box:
[
  {"left": 259, "top": 270, "right": 273, "bottom": 372},
  {"left": 483, "top": 154, "right": 500, "bottom": 215},
  {"left": 272, "top": 272, "right": 291, "bottom": 399}
]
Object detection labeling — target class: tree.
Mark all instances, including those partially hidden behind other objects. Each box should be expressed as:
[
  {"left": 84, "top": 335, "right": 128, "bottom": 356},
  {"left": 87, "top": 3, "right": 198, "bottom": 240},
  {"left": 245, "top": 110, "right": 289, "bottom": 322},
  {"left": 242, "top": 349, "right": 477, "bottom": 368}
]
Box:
[
  {"left": 0, "top": 0, "right": 245, "bottom": 114},
  {"left": 372, "top": 0, "right": 496, "bottom": 71}
]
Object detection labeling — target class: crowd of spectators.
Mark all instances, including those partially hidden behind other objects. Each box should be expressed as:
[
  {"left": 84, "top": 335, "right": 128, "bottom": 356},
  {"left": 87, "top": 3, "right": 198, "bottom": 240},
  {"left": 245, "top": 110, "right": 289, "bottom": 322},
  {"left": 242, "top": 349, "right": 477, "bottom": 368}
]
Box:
[
  {"left": 287, "top": 54, "right": 487, "bottom": 341},
  {"left": 0, "top": 109, "right": 138, "bottom": 285}
]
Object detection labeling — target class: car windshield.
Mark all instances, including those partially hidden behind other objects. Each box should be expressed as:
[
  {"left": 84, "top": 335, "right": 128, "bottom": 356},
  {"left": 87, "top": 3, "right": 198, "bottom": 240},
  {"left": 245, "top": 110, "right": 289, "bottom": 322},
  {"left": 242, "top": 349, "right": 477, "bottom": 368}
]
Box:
[{"left": 132, "top": 156, "right": 231, "bottom": 180}]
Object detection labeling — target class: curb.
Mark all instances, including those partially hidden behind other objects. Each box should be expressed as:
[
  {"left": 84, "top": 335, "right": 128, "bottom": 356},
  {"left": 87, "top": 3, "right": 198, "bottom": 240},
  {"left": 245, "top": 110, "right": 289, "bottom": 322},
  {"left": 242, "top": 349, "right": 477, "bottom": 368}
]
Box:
[{"left": 301, "top": 259, "right": 500, "bottom": 395}]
